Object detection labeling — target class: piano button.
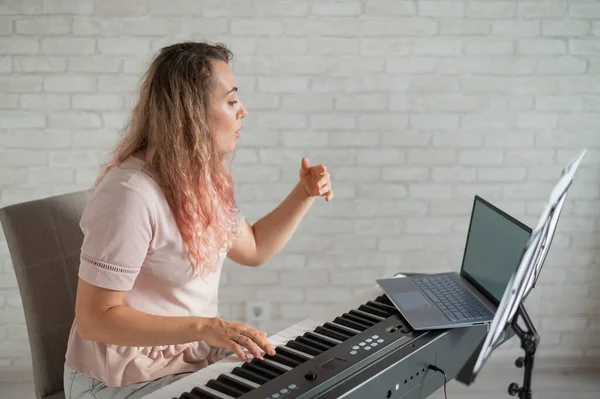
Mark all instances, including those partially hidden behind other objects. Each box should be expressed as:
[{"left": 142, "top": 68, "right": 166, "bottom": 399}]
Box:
[
  {"left": 349, "top": 309, "right": 384, "bottom": 323},
  {"left": 289, "top": 384, "right": 297, "bottom": 389},
  {"left": 364, "top": 346, "right": 371, "bottom": 350},
  {"left": 280, "top": 388, "right": 289, "bottom": 393},
  {"left": 334, "top": 316, "right": 368, "bottom": 331},
  {"left": 350, "top": 350, "right": 357, "bottom": 355},
  {"left": 295, "top": 336, "right": 331, "bottom": 352},
  {"left": 358, "top": 304, "right": 389, "bottom": 318},
  {"left": 327, "top": 321, "right": 360, "bottom": 335},
  {"left": 314, "top": 326, "right": 350, "bottom": 342},
  {"left": 372, "top": 335, "right": 379, "bottom": 339},
  {"left": 377, "top": 339, "right": 384, "bottom": 343},
  {"left": 366, "top": 300, "right": 397, "bottom": 316},
  {"left": 206, "top": 379, "right": 245, "bottom": 398},
  {"left": 218, "top": 373, "right": 257, "bottom": 391},
  {"left": 263, "top": 352, "right": 302, "bottom": 367},
  {"left": 286, "top": 340, "right": 322, "bottom": 356},
  {"left": 231, "top": 366, "right": 270, "bottom": 385},
  {"left": 189, "top": 386, "right": 235, "bottom": 399},
  {"left": 352, "top": 346, "right": 359, "bottom": 350},
  {"left": 304, "top": 331, "right": 339, "bottom": 346},
  {"left": 359, "top": 342, "right": 366, "bottom": 346},
  {"left": 365, "top": 338, "right": 372, "bottom": 343},
  {"left": 276, "top": 346, "right": 313, "bottom": 361},
  {"left": 371, "top": 342, "right": 378, "bottom": 347},
  {"left": 342, "top": 312, "right": 377, "bottom": 327}
]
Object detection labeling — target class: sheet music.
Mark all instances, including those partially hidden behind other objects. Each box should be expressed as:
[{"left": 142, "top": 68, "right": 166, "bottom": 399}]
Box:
[{"left": 472, "top": 149, "right": 587, "bottom": 377}]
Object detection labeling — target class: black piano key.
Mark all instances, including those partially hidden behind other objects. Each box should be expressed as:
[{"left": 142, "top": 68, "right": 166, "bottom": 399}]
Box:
[
  {"left": 366, "top": 300, "right": 397, "bottom": 315},
  {"left": 217, "top": 375, "right": 253, "bottom": 394},
  {"left": 376, "top": 294, "right": 394, "bottom": 306},
  {"left": 343, "top": 312, "right": 377, "bottom": 327},
  {"left": 188, "top": 387, "right": 227, "bottom": 399},
  {"left": 179, "top": 393, "right": 199, "bottom": 399},
  {"left": 304, "top": 331, "right": 338, "bottom": 347},
  {"left": 250, "top": 358, "right": 286, "bottom": 375},
  {"left": 286, "top": 340, "right": 322, "bottom": 356},
  {"left": 231, "top": 366, "right": 271, "bottom": 385},
  {"left": 206, "top": 379, "right": 244, "bottom": 398},
  {"left": 358, "top": 304, "right": 390, "bottom": 318},
  {"left": 263, "top": 352, "right": 303, "bottom": 367},
  {"left": 276, "top": 346, "right": 312, "bottom": 362},
  {"left": 350, "top": 309, "right": 384, "bottom": 323},
  {"left": 296, "top": 336, "right": 331, "bottom": 352},
  {"left": 315, "top": 326, "right": 350, "bottom": 341},
  {"left": 323, "top": 322, "right": 357, "bottom": 337},
  {"left": 334, "top": 315, "right": 369, "bottom": 331},
  {"left": 241, "top": 362, "right": 280, "bottom": 379}
]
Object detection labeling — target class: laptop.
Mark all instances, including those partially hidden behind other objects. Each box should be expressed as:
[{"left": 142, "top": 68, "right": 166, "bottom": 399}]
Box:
[{"left": 376, "top": 195, "right": 532, "bottom": 331}]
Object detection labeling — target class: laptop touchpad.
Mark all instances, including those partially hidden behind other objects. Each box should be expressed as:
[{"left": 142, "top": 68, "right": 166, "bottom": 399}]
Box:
[{"left": 392, "top": 292, "right": 430, "bottom": 310}]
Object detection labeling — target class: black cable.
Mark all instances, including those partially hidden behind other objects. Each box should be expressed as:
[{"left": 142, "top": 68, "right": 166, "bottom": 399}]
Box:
[{"left": 428, "top": 364, "right": 448, "bottom": 399}]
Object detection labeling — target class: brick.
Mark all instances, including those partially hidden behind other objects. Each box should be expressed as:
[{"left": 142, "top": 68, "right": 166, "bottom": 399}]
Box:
[
  {"left": 569, "top": 40, "right": 600, "bottom": 56},
  {"left": 329, "top": 167, "right": 379, "bottom": 182},
  {"left": 559, "top": 113, "right": 600, "bottom": 129},
  {"left": 309, "top": 38, "right": 359, "bottom": 56},
  {"left": 517, "top": 2, "right": 567, "bottom": 18},
  {"left": 3, "top": 129, "right": 71, "bottom": 149},
  {"left": 405, "top": 217, "right": 454, "bottom": 233},
  {"left": 98, "top": 75, "right": 140, "bottom": 93},
  {"left": 48, "top": 112, "right": 101, "bottom": 128},
  {"left": 467, "top": 2, "right": 515, "bottom": 18},
  {"left": 93, "top": 0, "right": 146, "bottom": 16},
  {"left": 364, "top": 1, "right": 415, "bottom": 16},
  {"left": 0, "top": 94, "right": 18, "bottom": 109},
  {"left": 459, "top": 149, "right": 504, "bottom": 165},
  {"left": 147, "top": 0, "right": 202, "bottom": 16},
  {"left": 462, "top": 112, "right": 515, "bottom": 129},
  {"left": 15, "top": 16, "right": 72, "bottom": 34},
  {"left": 258, "top": 77, "right": 308, "bottom": 93},
  {"left": 44, "top": 76, "right": 95, "bottom": 92},
  {"left": 464, "top": 39, "right": 514, "bottom": 55},
  {"left": 0, "top": 1, "right": 42, "bottom": 15},
  {"left": 72, "top": 17, "right": 119, "bottom": 35},
  {"left": 42, "top": 38, "right": 95, "bottom": 55},
  {"left": 280, "top": 271, "right": 328, "bottom": 287},
  {"left": 382, "top": 166, "right": 429, "bottom": 182},
  {"left": 0, "top": 37, "right": 39, "bottom": 54},
  {"left": 280, "top": 131, "right": 328, "bottom": 148},
  {"left": 537, "top": 57, "right": 586, "bottom": 74},
  {"left": 381, "top": 131, "right": 431, "bottom": 147},
  {"left": 311, "top": 2, "right": 361, "bottom": 16},
  {"left": 386, "top": 18, "right": 437, "bottom": 36},
  {"left": 440, "top": 19, "right": 490, "bottom": 36},
  {"left": 98, "top": 38, "right": 150, "bottom": 55},
  {"left": 492, "top": 20, "right": 540, "bottom": 37},
  {"left": 485, "top": 132, "right": 535, "bottom": 148},
  {"left": 43, "top": 0, "right": 94, "bottom": 15},
  {"left": 407, "top": 149, "right": 457, "bottom": 164},
  {"left": 0, "top": 112, "right": 45, "bottom": 128},
  {"left": 310, "top": 114, "right": 356, "bottom": 130},
  {"left": 478, "top": 167, "right": 526, "bottom": 182},
  {"left": 0, "top": 18, "right": 11, "bottom": 35},
  {"left": 433, "top": 132, "right": 482, "bottom": 148},
  {"left": 202, "top": 0, "right": 253, "bottom": 17},
  {"left": 29, "top": 167, "right": 75, "bottom": 184},
  {"left": 506, "top": 150, "right": 554, "bottom": 165},
  {"left": 231, "top": 19, "right": 283, "bottom": 36},
  {"left": 303, "top": 219, "right": 354, "bottom": 235},
  {"left": 412, "top": 38, "right": 462, "bottom": 55},
  {"left": 437, "top": 57, "right": 535, "bottom": 76},
  {"left": 338, "top": 58, "right": 385, "bottom": 74},
  {"left": 431, "top": 167, "right": 476, "bottom": 182},
  {"left": 68, "top": 56, "right": 121, "bottom": 73},
  {"left": 518, "top": 39, "right": 566, "bottom": 55},
  {"left": 569, "top": 3, "right": 600, "bottom": 19},
  {"left": 516, "top": 112, "right": 559, "bottom": 128},
  {"left": 0, "top": 150, "right": 48, "bottom": 166},
  {"left": 358, "top": 183, "right": 407, "bottom": 199},
  {"left": 542, "top": 20, "right": 591, "bottom": 36},
  {"left": 72, "top": 94, "right": 123, "bottom": 110},
  {"left": 20, "top": 94, "right": 70, "bottom": 111},
  {"left": 386, "top": 57, "right": 436, "bottom": 74},
  {"left": 358, "top": 114, "right": 408, "bottom": 130},
  {"left": 0, "top": 76, "right": 42, "bottom": 93},
  {"left": 409, "top": 76, "right": 459, "bottom": 92},
  {"left": 336, "top": 94, "right": 386, "bottom": 111},
  {"left": 284, "top": 18, "right": 385, "bottom": 37},
  {"left": 243, "top": 93, "right": 280, "bottom": 110},
  {"left": 13, "top": 56, "right": 67, "bottom": 72},
  {"left": 257, "top": 38, "right": 307, "bottom": 55},
  {"left": 357, "top": 149, "right": 405, "bottom": 165},
  {"left": 559, "top": 76, "right": 600, "bottom": 93},
  {"left": 252, "top": 1, "right": 309, "bottom": 17},
  {"left": 361, "top": 39, "right": 410, "bottom": 56},
  {"left": 257, "top": 113, "right": 307, "bottom": 129},
  {"left": 410, "top": 114, "right": 460, "bottom": 130}
]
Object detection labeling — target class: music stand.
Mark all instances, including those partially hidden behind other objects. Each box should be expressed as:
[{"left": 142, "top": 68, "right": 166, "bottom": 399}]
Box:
[{"left": 468, "top": 149, "right": 587, "bottom": 399}]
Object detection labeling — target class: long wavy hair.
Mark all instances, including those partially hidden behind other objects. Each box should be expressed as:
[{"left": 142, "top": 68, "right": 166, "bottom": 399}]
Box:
[{"left": 96, "top": 41, "right": 240, "bottom": 278}]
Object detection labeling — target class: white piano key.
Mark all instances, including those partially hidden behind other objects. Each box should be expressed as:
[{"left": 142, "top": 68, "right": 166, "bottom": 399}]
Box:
[
  {"left": 193, "top": 385, "right": 235, "bottom": 399},
  {"left": 222, "top": 372, "right": 260, "bottom": 389}
]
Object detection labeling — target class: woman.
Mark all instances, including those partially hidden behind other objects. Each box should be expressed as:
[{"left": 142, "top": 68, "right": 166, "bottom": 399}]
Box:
[{"left": 63, "top": 41, "right": 334, "bottom": 399}]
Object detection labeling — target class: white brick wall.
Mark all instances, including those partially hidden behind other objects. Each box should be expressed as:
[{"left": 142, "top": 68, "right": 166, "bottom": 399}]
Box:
[{"left": 1, "top": 0, "right": 599, "bottom": 381}]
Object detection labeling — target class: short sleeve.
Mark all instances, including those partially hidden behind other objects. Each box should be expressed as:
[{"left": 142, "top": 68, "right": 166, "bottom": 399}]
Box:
[{"left": 78, "top": 181, "right": 153, "bottom": 291}]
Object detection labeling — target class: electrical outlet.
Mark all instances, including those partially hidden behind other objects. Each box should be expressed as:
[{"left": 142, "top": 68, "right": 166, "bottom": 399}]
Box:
[{"left": 246, "top": 301, "right": 270, "bottom": 322}]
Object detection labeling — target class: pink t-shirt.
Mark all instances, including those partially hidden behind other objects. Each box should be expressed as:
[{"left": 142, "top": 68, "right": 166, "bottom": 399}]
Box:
[{"left": 65, "top": 156, "right": 243, "bottom": 387}]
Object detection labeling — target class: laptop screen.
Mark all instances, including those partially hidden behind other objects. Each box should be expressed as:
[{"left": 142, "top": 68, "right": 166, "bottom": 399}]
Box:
[{"left": 460, "top": 196, "right": 532, "bottom": 305}]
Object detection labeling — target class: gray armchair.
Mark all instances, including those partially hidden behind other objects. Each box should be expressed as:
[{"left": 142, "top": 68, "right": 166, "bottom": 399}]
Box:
[{"left": 0, "top": 190, "right": 92, "bottom": 399}]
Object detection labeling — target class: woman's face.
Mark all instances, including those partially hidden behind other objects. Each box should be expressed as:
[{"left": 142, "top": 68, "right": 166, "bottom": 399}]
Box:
[{"left": 207, "top": 60, "right": 248, "bottom": 155}]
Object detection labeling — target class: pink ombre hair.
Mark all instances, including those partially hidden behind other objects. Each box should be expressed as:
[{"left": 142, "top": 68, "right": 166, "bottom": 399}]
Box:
[{"left": 95, "top": 41, "right": 240, "bottom": 278}]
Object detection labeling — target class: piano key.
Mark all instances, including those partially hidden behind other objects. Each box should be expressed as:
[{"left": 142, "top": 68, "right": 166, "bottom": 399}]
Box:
[
  {"left": 286, "top": 340, "right": 322, "bottom": 356},
  {"left": 358, "top": 304, "right": 390, "bottom": 318},
  {"left": 304, "top": 331, "right": 340, "bottom": 346},
  {"left": 295, "top": 336, "right": 331, "bottom": 352},
  {"left": 231, "top": 366, "right": 271, "bottom": 385},
  {"left": 366, "top": 300, "right": 397, "bottom": 314},
  {"left": 241, "top": 362, "right": 280, "bottom": 380},
  {"left": 333, "top": 316, "right": 369, "bottom": 331},
  {"left": 275, "top": 345, "right": 314, "bottom": 361},
  {"left": 263, "top": 352, "right": 303, "bottom": 367},
  {"left": 258, "top": 357, "right": 293, "bottom": 372},
  {"left": 248, "top": 358, "right": 286, "bottom": 375},
  {"left": 342, "top": 312, "right": 378, "bottom": 327},
  {"left": 218, "top": 373, "right": 259, "bottom": 390},
  {"left": 325, "top": 321, "right": 360, "bottom": 336},
  {"left": 314, "top": 325, "right": 350, "bottom": 342},
  {"left": 206, "top": 379, "right": 245, "bottom": 398},
  {"left": 350, "top": 309, "right": 384, "bottom": 323},
  {"left": 189, "top": 386, "right": 234, "bottom": 399}
]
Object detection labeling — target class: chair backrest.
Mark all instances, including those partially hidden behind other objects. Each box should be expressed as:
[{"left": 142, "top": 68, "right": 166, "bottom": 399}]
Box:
[{"left": 0, "top": 190, "right": 92, "bottom": 399}]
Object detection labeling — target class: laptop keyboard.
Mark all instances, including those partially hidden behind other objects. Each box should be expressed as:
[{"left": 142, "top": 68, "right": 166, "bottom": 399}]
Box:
[{"left": 413, "top": 275, "right": 494, "bottom": 322}]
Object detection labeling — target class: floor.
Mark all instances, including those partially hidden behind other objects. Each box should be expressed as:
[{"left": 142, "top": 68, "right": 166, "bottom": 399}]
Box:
[{"left": 1, "top": 356, "right": 598, "bottom": 399}]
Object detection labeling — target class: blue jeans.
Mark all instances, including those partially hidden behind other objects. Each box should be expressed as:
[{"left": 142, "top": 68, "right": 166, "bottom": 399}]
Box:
[{"left": 63, "top": 365, "right": 192, "bottom": 399}]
